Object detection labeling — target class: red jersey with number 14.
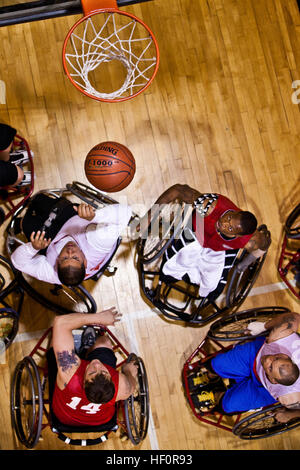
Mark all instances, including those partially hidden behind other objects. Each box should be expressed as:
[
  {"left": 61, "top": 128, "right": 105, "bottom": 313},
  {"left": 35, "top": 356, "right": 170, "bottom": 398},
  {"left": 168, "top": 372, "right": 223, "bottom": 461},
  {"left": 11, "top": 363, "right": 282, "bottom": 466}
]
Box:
[
  {"left": 52, "top": 359, "right": 119, "bottom": 426},
  {"left": 192, "top": 194, "right": 253, "bottom": 251}
]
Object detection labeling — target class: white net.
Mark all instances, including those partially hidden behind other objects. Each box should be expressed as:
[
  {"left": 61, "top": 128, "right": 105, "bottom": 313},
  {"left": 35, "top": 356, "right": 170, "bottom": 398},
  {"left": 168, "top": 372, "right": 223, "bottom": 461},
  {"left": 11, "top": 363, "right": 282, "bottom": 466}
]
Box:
[{"left": 64, "top": 11, "right": 158, "bottom": 100}]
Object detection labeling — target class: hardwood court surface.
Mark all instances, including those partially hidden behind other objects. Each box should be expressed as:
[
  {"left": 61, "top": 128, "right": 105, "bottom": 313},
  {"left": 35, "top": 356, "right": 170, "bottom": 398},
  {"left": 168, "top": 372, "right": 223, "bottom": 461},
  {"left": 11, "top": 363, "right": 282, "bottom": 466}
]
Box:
[{"left": 0, "top": 0, "right": 299, "bottom": 451}]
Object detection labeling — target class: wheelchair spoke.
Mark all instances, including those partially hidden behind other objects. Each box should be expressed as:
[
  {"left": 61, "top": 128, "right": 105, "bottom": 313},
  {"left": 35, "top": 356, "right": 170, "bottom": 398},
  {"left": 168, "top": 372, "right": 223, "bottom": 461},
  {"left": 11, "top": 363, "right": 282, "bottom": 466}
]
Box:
[
  {"left": 208, "top": 307, "right": 290, "bottom": 341},
  {"left": 138, "top": 203, "right": 188, "bottom": 264},
  {"left": 233, "top": 404, "right": 300, "bottom": 440}
]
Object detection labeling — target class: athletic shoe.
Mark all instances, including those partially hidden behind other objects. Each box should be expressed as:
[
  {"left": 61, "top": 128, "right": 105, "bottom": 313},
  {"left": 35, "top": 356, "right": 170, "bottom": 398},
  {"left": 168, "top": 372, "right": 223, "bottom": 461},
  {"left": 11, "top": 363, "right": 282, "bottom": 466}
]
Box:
[
  {"left": 187, "top": 370, "right": 210, "bottom": 392},
  {"left": 9, "top": 150, "right": 33, "bottom": 165},
  {"left": 17, "top": 171, "right": 32, "bottom": 186},
  {"left": 191, "top": 389, "right": 216, "bottom": 412}
]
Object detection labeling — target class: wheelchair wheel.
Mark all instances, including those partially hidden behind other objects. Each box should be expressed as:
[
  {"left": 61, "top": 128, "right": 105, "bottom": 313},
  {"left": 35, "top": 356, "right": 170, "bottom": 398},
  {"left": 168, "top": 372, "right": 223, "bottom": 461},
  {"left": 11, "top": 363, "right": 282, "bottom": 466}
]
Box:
[
  {"left": 18, "top": 274, "right": 97, "bottom": 314},
  {"left": 11, "top": 356, "right": 43, "bottom": 448},
  {"left": 137, "top": 202, "right": 191, "bottom": 264},
  {"left": 207, "top": 306, "right": 290, "bottom": 342},
  {"left": 285, "top": 203, "right": 300, "bottom": 239},
  {"left": 233, "top": 404, "right": 300, "bottom": 439},
  {"left": 0, "top": 308, "right": 19, "bottom": 351},
  {"left": 0, "top": 207, "right": 5, "bottom": 226},
  {"left": 124, "top": 356, "right": 149, "bottom": 445},
  {"left": 225, "top": 250, "right": 267, "bottom": 309},
  {"left": 66, "top": 181, "right": 118, "bottom": 209}
]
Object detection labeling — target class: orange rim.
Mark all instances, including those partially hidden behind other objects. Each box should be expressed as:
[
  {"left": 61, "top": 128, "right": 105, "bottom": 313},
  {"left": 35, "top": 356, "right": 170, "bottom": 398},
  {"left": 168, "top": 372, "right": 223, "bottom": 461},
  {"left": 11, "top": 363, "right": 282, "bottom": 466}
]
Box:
[{"left": 62, "top": 8, "right": 160, "bottom": 103}]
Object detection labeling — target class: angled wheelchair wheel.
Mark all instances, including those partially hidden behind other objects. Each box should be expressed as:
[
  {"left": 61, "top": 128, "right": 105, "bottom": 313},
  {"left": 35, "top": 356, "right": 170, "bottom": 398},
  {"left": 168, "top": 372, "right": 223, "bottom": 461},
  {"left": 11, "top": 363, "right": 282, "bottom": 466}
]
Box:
[
  {"left": 0, "top": 308, "right": 19, "bottom": 351},
  {"left": 225, "top": 250, "right": 267, "bottom": 309},
  {"left": 11, "top": 356, "right": 43, "bottom": 448},
  {"left": 124, "top": 356, "right": 149, "bottom": 445},
  {"left": 137, "top": 202, "right": 191, "bottom": 264},
  {"left": 18, "top": 274, "right": 97, "bottom": 314},
  {"left": 285, "top": 203, "right": 300, "bottom": 239},
  {"left": 207, "top": 306, "right": 290, "bottom": 342},
  {"left": 0, "top": 207, "right": 5, "bottom": 226},
  {"left": 233, "top": 404, "right": 300, "bottom": 440},
  {"left": 66, "top": 181, "right": 118, "bottom": 209}
]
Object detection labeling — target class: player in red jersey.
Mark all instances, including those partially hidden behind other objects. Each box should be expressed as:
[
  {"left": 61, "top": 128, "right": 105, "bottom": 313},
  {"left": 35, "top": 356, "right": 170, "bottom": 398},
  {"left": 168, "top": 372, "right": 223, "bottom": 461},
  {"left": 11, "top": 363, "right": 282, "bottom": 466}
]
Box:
[
  {"left": 51, "top": 308, "right": 138, "bottom": 426},
  {"left": 141, "top": 184, "right": 270, "bottom": 296}
]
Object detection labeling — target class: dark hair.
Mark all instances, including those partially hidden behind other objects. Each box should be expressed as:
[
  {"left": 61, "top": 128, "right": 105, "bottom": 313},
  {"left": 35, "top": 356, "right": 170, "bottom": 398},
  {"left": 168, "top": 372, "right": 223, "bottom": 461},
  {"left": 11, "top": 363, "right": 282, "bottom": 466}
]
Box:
[
  {"left": 84, "top": 372, "right": 115, "bottom": 404},
  {"left": 238, "top": 211, "right": 257, "bottom": 235},
  {"left": 57, "top": 262, "right": 86, "bottom": 286},
  {"left": 277, "top": 360, "right": 299, "bottom": 386}
]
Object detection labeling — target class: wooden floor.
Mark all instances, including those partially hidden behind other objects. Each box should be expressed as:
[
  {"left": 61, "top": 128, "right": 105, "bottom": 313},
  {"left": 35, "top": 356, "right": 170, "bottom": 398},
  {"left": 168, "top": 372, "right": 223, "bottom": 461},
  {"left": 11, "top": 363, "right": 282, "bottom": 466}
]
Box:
[{"left": 0, "top": 0, "right": 299, "bottom": 451}]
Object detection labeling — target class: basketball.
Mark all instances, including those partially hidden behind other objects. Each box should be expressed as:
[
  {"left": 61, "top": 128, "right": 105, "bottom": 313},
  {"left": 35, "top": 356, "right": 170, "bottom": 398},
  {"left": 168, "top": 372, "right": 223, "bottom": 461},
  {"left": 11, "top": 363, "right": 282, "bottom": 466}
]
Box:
[{"left": 84, "top": 141, "right": 136, "bottom": 192}]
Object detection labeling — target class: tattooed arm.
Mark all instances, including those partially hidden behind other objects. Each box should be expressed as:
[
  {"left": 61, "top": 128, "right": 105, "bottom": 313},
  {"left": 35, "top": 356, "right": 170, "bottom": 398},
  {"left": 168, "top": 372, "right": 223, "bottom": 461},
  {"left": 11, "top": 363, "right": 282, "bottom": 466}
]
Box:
[
  {"left": 52, "top": 308, "right": 122, "bottom": 389},
  {"left": 264, "top": 312, "right": 300, "bottom": 343}
]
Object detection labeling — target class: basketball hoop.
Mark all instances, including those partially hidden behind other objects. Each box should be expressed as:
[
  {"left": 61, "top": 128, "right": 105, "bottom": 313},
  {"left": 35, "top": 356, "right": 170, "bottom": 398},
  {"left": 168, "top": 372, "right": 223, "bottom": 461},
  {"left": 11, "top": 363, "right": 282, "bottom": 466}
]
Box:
[{"left": 62, "top": 0, "right": 159, "bottom": 102}]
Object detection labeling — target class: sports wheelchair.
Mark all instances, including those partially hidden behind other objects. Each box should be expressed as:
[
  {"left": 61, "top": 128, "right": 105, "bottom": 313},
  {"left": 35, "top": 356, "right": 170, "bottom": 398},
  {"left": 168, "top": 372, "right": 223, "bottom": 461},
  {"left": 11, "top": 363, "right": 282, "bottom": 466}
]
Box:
[
  {"left": 136, "top": 203, "right": 268, "bottom": 324},
  {"left": 5, "top": 181, "right": 126, "bottom": 317},
  {"left": 278, "top": 203, "right": 300, "bottom": 300},
  {"left": 11, "top": 325, "right": 149, "bottom": 448},
  {"left": 182, "top": 306, "right": 300, "bottom": 439},
  {"left": 0, "top": 135, "right": 34, "bottom": 226}
]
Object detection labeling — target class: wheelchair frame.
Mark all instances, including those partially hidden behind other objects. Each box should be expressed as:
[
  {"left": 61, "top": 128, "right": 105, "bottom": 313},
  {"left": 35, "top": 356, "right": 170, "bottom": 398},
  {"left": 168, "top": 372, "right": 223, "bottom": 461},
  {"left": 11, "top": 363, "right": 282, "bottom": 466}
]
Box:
[
  {"left": 137, "top": 203, "right": 268, "bottom": 324},
  {"left": 278, "top": 203, "right": 300, "bottom": 300},
  {"left": 4, "top": 181, "right": 124, "bottom": 317},
  {"left": 0, "top": 135, "right": 34, "bottom": 226},
  {"left": 182, "top": 307, "right": 300, "bottom": 439},
  {"left": 10, "top": 325, "right": 150, "bottom": 448}
]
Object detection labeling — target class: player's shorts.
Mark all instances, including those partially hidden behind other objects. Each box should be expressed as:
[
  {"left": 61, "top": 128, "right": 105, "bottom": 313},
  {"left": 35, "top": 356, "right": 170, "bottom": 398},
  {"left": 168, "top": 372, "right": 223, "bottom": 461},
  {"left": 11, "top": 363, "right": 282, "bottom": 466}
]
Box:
[
  {"left": 211, "top": 336, "right": 276, "bottom": 413},
  {"left": 0, "top": 160, "right": 18, "bottom": 187},
  {"left": 87, "top": 347, "right": 117, "bottom": 369}
]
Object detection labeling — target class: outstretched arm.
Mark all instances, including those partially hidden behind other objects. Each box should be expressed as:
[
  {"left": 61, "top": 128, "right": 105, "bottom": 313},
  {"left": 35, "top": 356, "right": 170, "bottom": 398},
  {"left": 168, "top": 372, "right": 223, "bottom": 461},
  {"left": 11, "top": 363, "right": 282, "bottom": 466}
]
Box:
[
  {"left": 52, "top": 308, "right": 122, "bottom": 389},
  {"left": 244, "top": 225, "right": 271, "bottom": 253},
  {"left": 246, "top": 311, "right": 300, "bottom": 341},
  {"left": 154, "top": 184, "right": 202, "bottom": 205},
  {"left": 274, "top": 408, "right": 300, "bottom": 423},
  {"left": 11, "top": 231, "right": 57, "bottom": 284},
  {"left": 265, "top": 311, "right": 300, "bottom": 342}
]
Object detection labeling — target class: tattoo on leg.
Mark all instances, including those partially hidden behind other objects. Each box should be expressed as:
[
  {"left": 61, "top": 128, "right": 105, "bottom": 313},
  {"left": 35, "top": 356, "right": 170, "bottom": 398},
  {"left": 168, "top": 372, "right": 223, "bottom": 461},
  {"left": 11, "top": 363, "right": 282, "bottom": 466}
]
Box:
[{"left": 57, "top": 349, "right": 79, "bottom": 372}]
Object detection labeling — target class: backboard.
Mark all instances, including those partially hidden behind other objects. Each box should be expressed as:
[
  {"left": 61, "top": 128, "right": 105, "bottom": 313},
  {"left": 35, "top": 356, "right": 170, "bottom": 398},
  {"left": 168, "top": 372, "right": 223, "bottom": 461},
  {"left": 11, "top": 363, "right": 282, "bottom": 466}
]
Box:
[{"left": 0, "top": 0, "right": 153, "bottom": 26}]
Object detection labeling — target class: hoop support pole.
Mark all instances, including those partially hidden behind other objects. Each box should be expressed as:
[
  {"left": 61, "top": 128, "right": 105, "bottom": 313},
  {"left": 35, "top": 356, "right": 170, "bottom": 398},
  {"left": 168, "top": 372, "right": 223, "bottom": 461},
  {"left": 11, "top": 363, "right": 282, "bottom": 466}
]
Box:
[{"left": 81, "top": 0, "right": 118, "bottom": 16}]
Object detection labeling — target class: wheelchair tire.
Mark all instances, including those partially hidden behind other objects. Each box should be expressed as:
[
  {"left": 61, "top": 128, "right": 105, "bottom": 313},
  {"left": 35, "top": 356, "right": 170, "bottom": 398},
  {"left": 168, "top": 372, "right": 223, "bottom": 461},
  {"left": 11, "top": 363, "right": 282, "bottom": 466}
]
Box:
[
  {"left": 0, "top": 308, "right": 19, "bottom": 351},
  {"left": 17, "top": 274, "right": 97, "bottom": 315},
  {"left": 137, "top": 202, "right": 190, "bottom": 264},
  {"left": 66, "top": 181, "right": 119, "bottom": 209},
  {"left": 285, "top": 203, "right": 300, "bottom": 239},
  {"left": 225, "top": 250, "right": 267, "bottom": 309},
  {"left": 10, "top": 356, "right": 43, "bottom": 448},
  {"left": 0, "top": 207, "right": 5, "bottom": 226},
  {"left": 124, "top": 356, "right": 150, "bottom": 445},
  {"left": 207, "top": 306, "right": 290, "bottom": 342},
  {"left": 233, "top": 403, "right": 300, "bottom": 440}
]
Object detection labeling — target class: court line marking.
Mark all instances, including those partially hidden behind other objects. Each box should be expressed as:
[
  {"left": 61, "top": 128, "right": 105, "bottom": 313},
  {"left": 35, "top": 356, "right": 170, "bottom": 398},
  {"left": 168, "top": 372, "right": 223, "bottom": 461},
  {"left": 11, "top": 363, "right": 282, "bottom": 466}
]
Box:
[{"left": 122, "top": 314, "right": 159, "bottom": 450}]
